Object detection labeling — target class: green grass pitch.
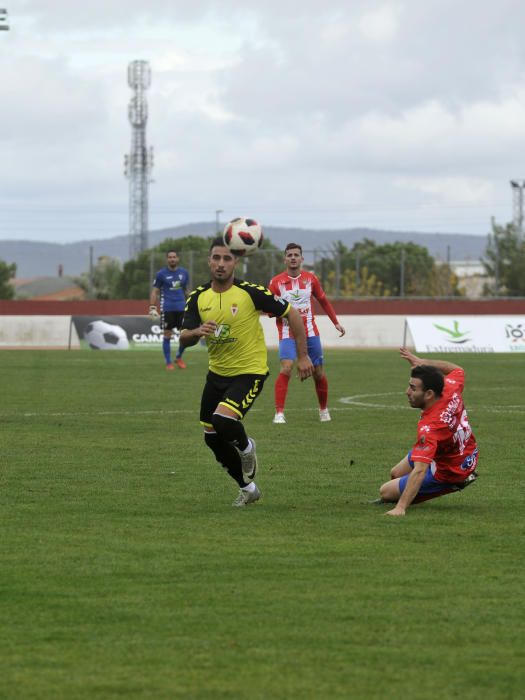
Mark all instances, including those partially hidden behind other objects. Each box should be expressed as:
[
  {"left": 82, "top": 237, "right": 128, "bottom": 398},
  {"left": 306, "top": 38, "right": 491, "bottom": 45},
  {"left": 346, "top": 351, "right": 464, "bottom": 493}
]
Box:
[{"left": 1, "top": 348, "right": 523, "bottom": 699}]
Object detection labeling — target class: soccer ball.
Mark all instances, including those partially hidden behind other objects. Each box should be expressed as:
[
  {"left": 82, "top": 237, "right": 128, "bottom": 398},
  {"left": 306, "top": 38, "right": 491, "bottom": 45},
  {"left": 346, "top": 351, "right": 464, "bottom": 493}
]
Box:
[
  {"left": 84, "top": 320, "right": 130, "bottom": 350},
  {"left": 222, "top": 217, "right": 264, "bottom": 256}
]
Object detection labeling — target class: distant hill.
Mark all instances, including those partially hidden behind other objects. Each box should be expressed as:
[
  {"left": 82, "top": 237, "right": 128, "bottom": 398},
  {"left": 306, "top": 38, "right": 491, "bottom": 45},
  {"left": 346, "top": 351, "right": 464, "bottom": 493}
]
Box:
[
  {"left": 0, "top": 223, "right": 489, "bottom": 278},
  {"left": 13, "top": 275, "right": 86, "bottom": 301}
]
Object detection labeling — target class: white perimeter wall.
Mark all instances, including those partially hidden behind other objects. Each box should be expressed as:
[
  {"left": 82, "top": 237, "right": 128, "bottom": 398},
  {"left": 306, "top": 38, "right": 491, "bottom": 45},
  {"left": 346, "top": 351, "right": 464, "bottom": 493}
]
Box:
[
  {"left": 0, "top": 316, "right": 76, "bottom": 348},
  {"left": 260, "top": 315, "right": 407, "bottom": 348},
  {"left": 0, "top": 315, "right": 409, "bottom": 349}
]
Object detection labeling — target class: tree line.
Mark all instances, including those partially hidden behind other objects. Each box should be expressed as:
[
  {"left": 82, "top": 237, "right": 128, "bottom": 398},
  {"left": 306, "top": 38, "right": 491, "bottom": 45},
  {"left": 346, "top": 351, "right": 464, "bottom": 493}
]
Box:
[{"left": 1, "top": 220, "right": 525, "bottom": 299}]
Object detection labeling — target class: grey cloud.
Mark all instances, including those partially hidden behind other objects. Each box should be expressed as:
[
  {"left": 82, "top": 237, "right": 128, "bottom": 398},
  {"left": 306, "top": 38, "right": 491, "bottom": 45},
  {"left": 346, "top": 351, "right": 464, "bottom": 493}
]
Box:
[
  {"left": 3, "top": 0, "right": 525, "bottom": 240},
  {"left": 218, "top": 2, "right": 525, "bottom": 123}
]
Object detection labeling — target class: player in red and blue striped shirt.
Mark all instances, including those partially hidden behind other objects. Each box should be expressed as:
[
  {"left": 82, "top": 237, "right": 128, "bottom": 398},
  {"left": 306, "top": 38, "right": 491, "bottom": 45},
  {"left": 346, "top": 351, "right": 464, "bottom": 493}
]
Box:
[{"left": 268, "top": 243, "right": 346, "bottom": 424}]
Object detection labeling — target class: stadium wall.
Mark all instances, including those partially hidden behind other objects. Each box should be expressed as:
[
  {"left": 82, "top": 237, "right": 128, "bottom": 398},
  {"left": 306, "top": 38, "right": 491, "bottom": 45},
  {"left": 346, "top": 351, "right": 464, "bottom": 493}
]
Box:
[
  {"left": 1, "top": 299, "right": 524, "bottom": 349},
  {"left": 1, "top": 298, "right": 525, "bottom": 316},
  {"left": 0, "top": 314, "right": 405, "bottom": 349}
]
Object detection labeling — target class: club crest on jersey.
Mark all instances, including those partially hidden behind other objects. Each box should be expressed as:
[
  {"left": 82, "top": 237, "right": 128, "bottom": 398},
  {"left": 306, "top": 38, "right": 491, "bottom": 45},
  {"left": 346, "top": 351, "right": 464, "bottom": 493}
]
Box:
[{"left": 230, "top": 304, "right": 238, "bottom": 316}]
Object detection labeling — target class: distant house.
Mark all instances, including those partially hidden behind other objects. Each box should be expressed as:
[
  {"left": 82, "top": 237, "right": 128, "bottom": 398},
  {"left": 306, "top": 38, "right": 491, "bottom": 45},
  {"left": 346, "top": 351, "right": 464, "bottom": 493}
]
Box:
[
  {"left": 449, "top": 260, "right": 487, "bottom": 298},
  {"left": 12, "top": 276, "right": 87, "bottom": 301}
]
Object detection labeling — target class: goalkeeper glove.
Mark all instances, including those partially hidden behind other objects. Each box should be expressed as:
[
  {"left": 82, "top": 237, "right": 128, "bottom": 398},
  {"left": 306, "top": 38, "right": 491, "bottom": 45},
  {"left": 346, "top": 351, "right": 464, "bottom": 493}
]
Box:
[{"left": 149, "top": 305, "right": 160, "bottom": 321}]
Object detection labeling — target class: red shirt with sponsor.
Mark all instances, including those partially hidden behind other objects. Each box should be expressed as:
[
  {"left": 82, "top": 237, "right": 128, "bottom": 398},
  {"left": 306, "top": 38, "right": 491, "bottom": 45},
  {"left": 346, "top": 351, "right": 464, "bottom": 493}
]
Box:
[
  {"left": 268, "top": 270, "right": 339, "bottom": 340},
  {"left": 411, "top": 368, "right": 478, "bottom": 483}
]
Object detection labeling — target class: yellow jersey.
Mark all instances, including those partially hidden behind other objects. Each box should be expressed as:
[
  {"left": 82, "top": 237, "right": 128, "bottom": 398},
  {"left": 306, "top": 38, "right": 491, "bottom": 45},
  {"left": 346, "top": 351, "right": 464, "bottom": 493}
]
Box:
[{"left": 182, "top": 279, "right": 291, "bottom": 376}]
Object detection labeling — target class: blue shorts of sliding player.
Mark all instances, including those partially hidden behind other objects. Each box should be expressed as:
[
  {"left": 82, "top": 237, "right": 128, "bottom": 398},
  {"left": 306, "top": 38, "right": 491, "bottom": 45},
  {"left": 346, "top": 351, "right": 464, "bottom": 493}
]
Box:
[{"left": 398, "top": 451, "right": 450, "bottom": 496}]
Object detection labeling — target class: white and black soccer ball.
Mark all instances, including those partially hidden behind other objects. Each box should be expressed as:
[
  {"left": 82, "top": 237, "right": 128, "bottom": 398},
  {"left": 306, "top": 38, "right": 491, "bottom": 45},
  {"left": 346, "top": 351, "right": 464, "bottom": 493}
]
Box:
[
  {"left": 222, "top": 217, "right": 263, "bottom": 256},
  {"left": 84, "top": 320, "right": 130, "bottom": 350}
]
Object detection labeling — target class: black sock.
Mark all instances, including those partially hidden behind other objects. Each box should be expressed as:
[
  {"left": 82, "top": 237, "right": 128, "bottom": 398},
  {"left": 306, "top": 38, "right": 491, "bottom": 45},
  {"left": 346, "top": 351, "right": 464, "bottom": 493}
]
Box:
[
  {"left": 204, "top": 432, "right": 246, "bottom": 487},
  {"left": 211, "top": 413, "right": 249, "bottom": 451}
]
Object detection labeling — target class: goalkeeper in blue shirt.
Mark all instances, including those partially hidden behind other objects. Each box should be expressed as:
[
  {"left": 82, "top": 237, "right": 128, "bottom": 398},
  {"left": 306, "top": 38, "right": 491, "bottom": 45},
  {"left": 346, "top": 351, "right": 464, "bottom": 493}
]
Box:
[{"left": 149, "top": 250, "right": 189, "bottom": 370}]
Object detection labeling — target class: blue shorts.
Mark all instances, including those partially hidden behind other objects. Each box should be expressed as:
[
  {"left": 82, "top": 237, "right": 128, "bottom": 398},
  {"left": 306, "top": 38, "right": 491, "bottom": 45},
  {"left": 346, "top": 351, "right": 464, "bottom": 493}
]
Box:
[
  {"left": 398, "top": 451, "right": 451, "bottom": 496},
  {"left": 279, "top": 336, "right": 324, "bottom": 366}
]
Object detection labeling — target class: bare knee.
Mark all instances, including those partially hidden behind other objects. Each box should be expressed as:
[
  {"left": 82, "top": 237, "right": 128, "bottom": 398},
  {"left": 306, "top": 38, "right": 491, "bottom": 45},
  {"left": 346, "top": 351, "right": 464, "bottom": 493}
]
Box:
[
  {"left": 380, "top": 479, "right": 400, "bottom": 502},
  {"left": 391, "top": 456, "right": 411, "bottom": 480},
  {"left": 279, "top": 361, "right": 293, "bottom": 377},
  {"left": 313, "top": 365, "right": 324, "bottom": 382}
]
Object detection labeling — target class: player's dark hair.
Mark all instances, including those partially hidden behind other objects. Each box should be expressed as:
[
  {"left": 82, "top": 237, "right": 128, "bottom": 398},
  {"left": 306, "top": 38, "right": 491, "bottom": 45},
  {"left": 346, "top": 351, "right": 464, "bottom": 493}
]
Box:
[
  {"left": 411, "top": 365, "right": 444, "bottom": 397},
  {"left": 285, "top": 242, "right": 302, "bottom": 254},
  {"left": 209, "top": 236, "right": 226, "bottom": 252},
  {"left": 166, "top": 249, "right": 178, "bottom": 256}
]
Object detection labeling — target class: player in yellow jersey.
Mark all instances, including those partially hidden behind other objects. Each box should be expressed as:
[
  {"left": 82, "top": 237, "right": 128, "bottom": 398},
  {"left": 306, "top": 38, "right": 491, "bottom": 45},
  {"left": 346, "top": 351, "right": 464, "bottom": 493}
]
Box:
[{"left": 180, "top": 237, "right": 314, "bottom": 506}]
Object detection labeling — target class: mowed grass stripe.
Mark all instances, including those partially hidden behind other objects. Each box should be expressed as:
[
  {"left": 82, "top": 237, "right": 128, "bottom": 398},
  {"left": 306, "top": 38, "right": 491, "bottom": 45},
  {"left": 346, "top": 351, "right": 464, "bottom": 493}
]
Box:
[{"left": 1, "top": 349, "right": 523, "bottom": 699}]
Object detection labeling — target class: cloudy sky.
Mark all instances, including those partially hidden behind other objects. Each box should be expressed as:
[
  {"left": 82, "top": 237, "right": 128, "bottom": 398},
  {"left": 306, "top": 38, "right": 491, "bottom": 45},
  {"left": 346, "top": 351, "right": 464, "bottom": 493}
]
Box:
[{"left": 2, "top": 0, "right": 525, "bottom": 243}]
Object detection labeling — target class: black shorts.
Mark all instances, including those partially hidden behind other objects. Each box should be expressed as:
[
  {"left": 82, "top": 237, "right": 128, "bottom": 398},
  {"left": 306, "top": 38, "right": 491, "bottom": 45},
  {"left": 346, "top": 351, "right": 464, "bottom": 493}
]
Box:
[
  {"left": 161, "top": 310, "right": 184, "bottom": 331},
  {"left": 200, "top": 370, "right": 269, "bottom": 426}
]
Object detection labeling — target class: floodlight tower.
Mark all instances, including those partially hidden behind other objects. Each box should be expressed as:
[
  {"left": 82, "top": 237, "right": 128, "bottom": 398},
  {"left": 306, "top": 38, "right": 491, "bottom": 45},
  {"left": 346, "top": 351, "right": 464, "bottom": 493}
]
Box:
[
  {"left": 0, "top": 8, "right": 10, "bottom": 31},
  {"left": 124, "top": 60, "right": 154, "bottom": 257},
  {"left": 510, "top": 179, "right": 525, "bottom": 240}
]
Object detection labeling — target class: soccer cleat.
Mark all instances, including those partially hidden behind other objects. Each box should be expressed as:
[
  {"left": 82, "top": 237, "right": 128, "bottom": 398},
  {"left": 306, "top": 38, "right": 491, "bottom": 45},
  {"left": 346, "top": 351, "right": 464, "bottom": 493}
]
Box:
[
  {"left": 319, "top": 408, "right": 331, "bottom": 422},
  {"left": 175, "top": 358, "right": 187, "bottom": 369},
  {"left": 273, "top": 412, "right": 286, "bottom": 424},
  {"left": 454, "top": 471, "right": 479, "bottom": 491},
  {"left": 166, "top": 363, "right": 175, "bottom": 371},
  {"left": 232, "top": 484, "right": 261, "bottom": 507},
  {"left": 237, "top": 438, "right": 258, "bottom": 482}
]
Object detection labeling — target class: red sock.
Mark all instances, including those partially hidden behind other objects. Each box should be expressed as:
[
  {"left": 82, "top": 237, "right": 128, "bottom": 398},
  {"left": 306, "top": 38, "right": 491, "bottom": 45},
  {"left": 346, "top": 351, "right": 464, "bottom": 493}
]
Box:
[
  {"left": 315, "top": 375, "right": 328, "bottom": 410},
  {"left": 274, "top": 373, "right": 290, "bottom": 412}
]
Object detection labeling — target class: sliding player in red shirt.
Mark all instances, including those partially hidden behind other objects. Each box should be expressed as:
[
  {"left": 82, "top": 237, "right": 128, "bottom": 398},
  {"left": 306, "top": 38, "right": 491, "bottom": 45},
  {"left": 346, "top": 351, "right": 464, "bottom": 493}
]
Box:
[
  {"left": 268, "top": 242, "right": 346, "bottom": 423},
  {"left": 377, "top": 348, "right": 479, "bottom": 516}
]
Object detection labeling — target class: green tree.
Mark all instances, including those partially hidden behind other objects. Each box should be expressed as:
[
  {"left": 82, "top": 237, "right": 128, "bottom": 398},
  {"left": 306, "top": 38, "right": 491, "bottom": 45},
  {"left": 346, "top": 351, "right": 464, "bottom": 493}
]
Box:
[
  {"left": 0, "top": 258, "right": 16, "bottom": 299},
  {"left": 327, "top": 265, "right": 388, "bottom": 297},
  {"left": 482, "top": 221, "right": 525, "bottom": 296},
  {"left": 116, "top": 236, "right": 212, "bottom": 300},
  {"left": 315, "top": 239, "right": 461, "bottom": 297},
  {"left": 76, "top": 256, "right": 122, "bottom": 299},
  {"left": 233, "top": 237, "right": 283, "bottom": 286},
  {"left": 116, "top": 235, "right": 282, "bottom": 299}
]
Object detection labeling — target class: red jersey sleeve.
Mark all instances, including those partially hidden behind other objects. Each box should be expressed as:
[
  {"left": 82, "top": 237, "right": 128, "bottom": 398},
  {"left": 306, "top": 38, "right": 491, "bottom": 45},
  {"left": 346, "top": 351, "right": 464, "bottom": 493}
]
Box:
[
  {"left": 444, "top": 368, "right": 465, "bottom": 395},
  {"left": 410, "top": 423, "right": 448, "bottom": 464},
  {"left": 268, "top": 277, "right": 279, "bottom": 296},
  {"left": 311, "top": 274, "right": 338, "bottom": 325},
  {"left": 310, "top": 273, "right": 324, "bottom": 300}
]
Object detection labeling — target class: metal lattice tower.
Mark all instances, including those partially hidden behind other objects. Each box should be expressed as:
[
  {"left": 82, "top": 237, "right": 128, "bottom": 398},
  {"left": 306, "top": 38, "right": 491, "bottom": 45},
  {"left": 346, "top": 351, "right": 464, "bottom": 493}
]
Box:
[
  {"left": 124, "top": 61, "right": 154, "bottom": 257},
  {"left": 0, "top": 9, "right": 10, "bottom": 31},
  {"left": 510, "top": 179, "right": 525, "bottom": 239}
]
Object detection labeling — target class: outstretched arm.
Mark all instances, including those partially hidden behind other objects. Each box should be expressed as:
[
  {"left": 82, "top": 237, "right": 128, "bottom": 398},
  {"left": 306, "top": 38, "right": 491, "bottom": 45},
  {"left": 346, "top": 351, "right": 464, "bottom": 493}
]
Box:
[
  {"left": 385, "top": 461, "right": 427, "bottom": 517},
  {"left": 399, "top": 347, "right": 461, "bottom": 375},
  {"left": 313, "top": 278, "right": 346, "bottom": 337}
]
